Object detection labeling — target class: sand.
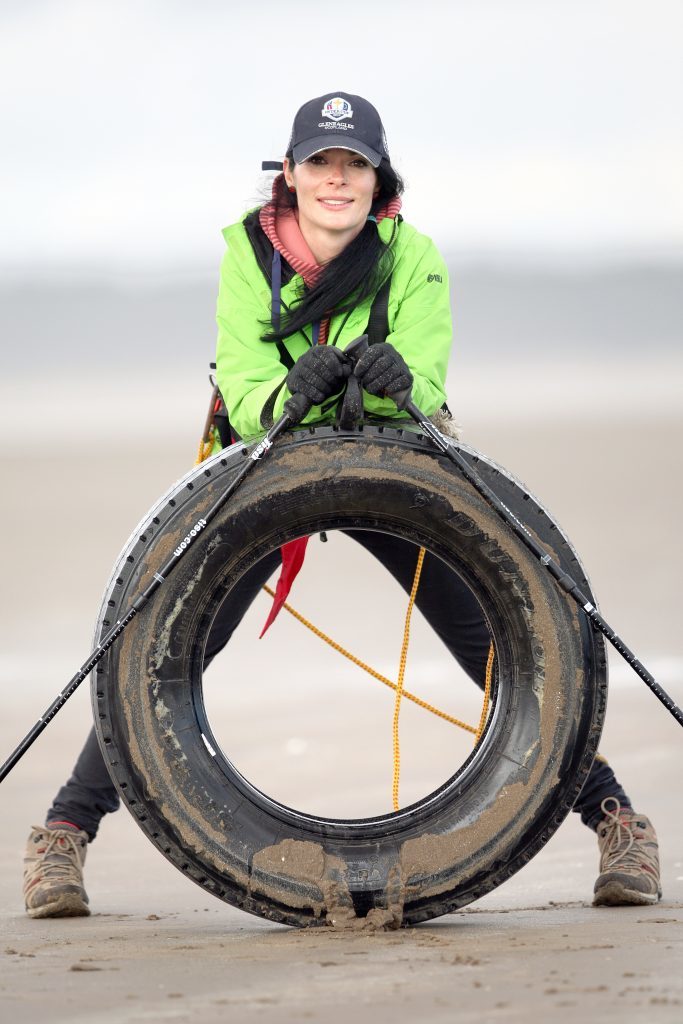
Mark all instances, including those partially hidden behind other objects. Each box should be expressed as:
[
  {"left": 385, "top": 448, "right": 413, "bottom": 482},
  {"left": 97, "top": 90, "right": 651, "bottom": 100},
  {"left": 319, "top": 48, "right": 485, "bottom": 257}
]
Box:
[{"left": 0, "top": 379, "right": 682, "bottom": 1023}]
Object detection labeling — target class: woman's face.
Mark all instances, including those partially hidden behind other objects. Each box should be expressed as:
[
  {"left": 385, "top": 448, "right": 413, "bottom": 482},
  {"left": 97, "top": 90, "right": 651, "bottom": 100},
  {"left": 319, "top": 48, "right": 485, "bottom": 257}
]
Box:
[{"left": 284, "top": 149, "right": 379, "bottom": 243}]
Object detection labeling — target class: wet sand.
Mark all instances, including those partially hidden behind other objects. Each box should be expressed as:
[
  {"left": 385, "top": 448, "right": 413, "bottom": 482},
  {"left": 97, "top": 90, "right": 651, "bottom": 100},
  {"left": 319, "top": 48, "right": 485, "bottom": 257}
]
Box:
[{"left": 0, "top": 386, "right": 682, "bottom": 1022}]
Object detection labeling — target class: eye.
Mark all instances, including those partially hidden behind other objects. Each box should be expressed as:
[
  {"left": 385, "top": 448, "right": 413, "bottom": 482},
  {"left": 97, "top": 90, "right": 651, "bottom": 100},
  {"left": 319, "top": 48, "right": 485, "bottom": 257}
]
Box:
[
  {"left": 351, "top": 158, "right": 369, "bottom": 168},
  {"left": 307, "top": 154, "right": 326, "bottom": 165}
]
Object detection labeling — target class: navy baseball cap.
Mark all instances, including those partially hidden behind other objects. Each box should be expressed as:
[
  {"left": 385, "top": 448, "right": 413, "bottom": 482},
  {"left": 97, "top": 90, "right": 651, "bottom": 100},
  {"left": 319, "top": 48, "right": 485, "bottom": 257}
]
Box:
[{"left": 288, "top": 92, "right": 390, "bottom": 168}]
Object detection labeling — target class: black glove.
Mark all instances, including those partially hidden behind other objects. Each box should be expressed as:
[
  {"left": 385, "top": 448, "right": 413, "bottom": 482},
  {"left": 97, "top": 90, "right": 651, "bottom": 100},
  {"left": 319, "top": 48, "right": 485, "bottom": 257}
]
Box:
[
  {"left": 354, "top": 342, "right": 413, "bottom": 399},
  {"left": 286, "top": 346, "right": 350, "bottom": 406}
]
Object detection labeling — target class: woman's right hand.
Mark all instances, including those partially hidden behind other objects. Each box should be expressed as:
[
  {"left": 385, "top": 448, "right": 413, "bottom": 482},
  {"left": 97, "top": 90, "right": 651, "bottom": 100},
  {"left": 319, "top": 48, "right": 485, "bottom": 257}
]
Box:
[{"left": 286, "top": 346, "right": 350, "bottom": 405}]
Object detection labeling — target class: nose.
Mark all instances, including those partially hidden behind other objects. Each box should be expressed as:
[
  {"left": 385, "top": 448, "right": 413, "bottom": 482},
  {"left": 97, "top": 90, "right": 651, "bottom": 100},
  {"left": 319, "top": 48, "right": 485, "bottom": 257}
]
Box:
[{"left": 326, "top": 159, "right": 348, "bottom": 185}]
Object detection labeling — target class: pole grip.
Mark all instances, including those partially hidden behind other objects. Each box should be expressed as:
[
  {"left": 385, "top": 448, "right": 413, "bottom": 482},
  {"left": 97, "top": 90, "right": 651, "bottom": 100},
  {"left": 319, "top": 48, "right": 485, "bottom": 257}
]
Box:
[
  {"left": 282, "top": 391, "right": 313, "bottom": 424},
  {"left": 390, "top": 386, "right": 413, "bottom": 412}
]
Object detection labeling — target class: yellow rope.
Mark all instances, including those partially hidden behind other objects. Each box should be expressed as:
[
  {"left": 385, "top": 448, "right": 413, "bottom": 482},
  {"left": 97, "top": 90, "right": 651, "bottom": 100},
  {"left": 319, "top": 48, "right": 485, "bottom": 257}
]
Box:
[
  {"left": 195, "top": 426, "right": 216, "bottom": 465},
  {"left": 392, "top": 546, "right": 426, "bottom": 810},
  {"left": 475, "top": 643, "right": 495, "bottom": 743},
  {"left": 263, "top": 556, "right": 496, "bottom": 812},
  {"left": 262, "top": 584, "right": 477, "bottom": 733}
]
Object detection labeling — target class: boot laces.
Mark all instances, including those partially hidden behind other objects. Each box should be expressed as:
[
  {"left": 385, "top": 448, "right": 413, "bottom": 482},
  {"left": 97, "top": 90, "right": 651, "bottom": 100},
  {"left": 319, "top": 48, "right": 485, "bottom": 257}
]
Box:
[
  {"left": 25, "top": 829, "right": 85, "bottom": 888},
  {"left": 599, "top": 797, "right": 656, "bottom": 874}
]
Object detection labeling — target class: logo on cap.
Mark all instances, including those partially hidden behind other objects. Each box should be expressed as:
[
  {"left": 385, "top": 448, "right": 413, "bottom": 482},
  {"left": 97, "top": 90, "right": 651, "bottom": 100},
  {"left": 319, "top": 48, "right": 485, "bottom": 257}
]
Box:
[{"left": 322, "top": 97, "right": 353, "bottom": 122}]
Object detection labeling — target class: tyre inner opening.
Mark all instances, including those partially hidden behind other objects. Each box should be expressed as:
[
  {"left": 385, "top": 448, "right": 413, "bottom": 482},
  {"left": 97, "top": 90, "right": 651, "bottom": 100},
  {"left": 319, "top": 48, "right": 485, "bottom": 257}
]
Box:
[{"left": 196, "top": 526, "right": 501, "bottom": 824}]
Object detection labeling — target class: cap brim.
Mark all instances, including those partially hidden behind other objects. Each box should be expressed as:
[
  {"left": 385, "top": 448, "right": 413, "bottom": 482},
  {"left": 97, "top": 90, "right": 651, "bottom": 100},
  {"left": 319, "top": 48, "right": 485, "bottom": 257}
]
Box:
[{"left": 292, "top": 138, "right": 382, "bottom": 168}]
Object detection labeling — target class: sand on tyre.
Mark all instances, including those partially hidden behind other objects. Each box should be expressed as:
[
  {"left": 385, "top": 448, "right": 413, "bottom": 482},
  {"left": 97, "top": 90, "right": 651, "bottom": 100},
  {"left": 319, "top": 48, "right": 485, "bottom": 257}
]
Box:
[{"left": 92, "top": 424, "right": 606, "bottom": 928}]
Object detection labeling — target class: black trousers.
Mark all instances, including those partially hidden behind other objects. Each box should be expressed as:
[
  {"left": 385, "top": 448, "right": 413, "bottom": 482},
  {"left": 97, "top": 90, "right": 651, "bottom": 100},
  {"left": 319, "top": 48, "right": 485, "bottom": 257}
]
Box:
[{"left": 47, "top": 532, "right": 630, "bottom": 839}]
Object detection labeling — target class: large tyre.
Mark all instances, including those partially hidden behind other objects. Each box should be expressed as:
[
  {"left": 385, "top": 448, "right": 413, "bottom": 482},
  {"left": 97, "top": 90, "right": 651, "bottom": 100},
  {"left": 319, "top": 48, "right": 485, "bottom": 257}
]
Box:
[{"left": 92, "top": 424, "right": 606, "bottom": 928}]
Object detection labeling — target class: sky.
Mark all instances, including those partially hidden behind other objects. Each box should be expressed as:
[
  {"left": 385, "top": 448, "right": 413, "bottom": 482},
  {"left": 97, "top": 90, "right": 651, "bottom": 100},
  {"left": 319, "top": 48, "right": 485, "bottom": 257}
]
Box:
[{"left": 1, "top": 0, "right": 682, "bottom": 274}]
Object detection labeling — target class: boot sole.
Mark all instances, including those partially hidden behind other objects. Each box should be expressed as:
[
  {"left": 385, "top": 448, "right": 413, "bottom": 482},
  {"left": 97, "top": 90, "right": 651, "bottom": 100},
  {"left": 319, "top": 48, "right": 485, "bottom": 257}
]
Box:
[
  {"left": 593, "top": 879, "right": 661, "bottom": 907},
  {"left": 26, "top": 893, "right": 90, "bottom": 919}
]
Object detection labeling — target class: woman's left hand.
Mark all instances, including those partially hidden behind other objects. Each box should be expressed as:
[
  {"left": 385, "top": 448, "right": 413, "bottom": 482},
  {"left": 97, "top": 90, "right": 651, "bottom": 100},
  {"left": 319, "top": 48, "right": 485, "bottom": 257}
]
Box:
[{"left": 354, "top": 342, "right": 413, "bottom": 400}]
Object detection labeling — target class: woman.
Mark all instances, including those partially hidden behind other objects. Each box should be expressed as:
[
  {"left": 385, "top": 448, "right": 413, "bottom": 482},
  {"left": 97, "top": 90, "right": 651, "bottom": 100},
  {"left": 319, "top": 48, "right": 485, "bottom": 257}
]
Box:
[{"left": 23, "top": 92, "right": 660, "bottom": 918}]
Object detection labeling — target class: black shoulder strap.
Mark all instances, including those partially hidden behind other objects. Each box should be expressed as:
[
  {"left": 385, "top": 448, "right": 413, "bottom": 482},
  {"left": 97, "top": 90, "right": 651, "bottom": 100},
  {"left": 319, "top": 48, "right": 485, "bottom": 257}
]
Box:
[
  {"left": 259, "top": 377, "right": 288, "bottom": 430},
  {"left": 275, "top": 341, "right": 295, "bottom": 370},
  {"left": 366, "top": 274, "right": 392, "bottom": 345}
]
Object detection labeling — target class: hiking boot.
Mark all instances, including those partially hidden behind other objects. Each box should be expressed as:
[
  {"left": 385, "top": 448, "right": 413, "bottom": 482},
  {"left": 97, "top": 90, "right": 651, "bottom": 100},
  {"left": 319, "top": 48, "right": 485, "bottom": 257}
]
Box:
[
  {"left": 23, "top": 825, "right": 90, "bottom": 918},
  {"left": 593, "top": 797, "right": 661, "bottom": 907}
]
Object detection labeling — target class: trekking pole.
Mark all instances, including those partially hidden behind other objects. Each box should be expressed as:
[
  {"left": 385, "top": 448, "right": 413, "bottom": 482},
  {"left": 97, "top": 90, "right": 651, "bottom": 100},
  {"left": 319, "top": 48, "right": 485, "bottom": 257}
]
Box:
[
  {"left": 0, "top": 390, "right": 313, "bottom": 786},
  {"left": 385, "top": 384, "right": 683, "bottom": 730}
]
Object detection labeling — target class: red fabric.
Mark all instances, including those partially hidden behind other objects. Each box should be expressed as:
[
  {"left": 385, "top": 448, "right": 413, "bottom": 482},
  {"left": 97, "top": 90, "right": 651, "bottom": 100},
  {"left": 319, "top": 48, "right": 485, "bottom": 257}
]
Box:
[
  {"left": 276, "top": 209, "right": 319, "bottom": 274},
  {"left": 259, "top": 537, "right": 310, "bottom": 637}
]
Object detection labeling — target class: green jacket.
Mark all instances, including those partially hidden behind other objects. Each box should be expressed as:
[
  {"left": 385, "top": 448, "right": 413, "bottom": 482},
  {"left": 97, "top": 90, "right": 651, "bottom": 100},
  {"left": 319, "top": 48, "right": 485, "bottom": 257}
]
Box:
[{"left": 215, "top": 213, "right": 452, "bottom": 440}]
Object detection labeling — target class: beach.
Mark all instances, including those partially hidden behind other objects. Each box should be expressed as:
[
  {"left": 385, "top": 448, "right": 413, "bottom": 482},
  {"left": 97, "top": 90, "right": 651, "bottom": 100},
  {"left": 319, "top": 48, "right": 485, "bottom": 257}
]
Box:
[{"left": 0, "top": 275, "right": 682, "bottom": 1021}]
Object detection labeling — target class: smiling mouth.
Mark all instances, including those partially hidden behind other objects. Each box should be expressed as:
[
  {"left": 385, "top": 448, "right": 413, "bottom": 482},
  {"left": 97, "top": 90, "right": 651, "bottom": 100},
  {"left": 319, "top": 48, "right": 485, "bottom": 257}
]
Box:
[{"left": 318, "top": 198, "right": 353, "bottom": 207}]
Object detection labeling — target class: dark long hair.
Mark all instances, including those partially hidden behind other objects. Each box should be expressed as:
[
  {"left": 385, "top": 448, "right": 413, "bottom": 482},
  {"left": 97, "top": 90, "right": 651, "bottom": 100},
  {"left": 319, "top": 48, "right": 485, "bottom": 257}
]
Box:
[{"left": 261, "top": 157, "right": 404, "bottom": 343}]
